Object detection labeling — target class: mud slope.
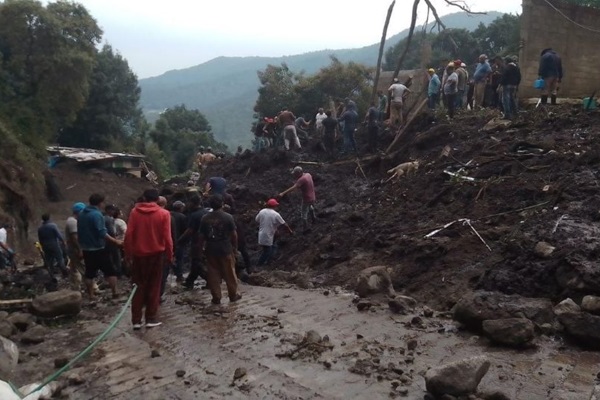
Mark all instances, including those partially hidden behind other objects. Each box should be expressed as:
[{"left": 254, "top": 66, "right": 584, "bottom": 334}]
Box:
[{"left": 199, "top": 105, "right": 600, "bottom": 309}]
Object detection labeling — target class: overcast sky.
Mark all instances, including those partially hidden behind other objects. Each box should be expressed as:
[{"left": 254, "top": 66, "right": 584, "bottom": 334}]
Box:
[{"left": 79, "top": 0, "right": 523, "bottom": 78}]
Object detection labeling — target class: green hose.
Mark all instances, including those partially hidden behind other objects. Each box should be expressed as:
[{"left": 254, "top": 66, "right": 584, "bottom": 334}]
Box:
[{"left": 13, "top": 284, "right": 138, "bottom": 398}]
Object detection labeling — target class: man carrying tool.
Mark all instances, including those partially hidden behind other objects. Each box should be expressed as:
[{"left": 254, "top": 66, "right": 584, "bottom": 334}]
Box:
[
  {"left": 278, "top": 166, "right": 316, "bottom": 233},
  {"left": 538, "top": 48, "right": 563, "bottom": 105}
]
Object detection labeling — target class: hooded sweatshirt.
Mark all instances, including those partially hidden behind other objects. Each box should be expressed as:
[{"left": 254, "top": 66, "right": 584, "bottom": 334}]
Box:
[{"left": 124, "top": 202, "right": 173, "bottom": 261}]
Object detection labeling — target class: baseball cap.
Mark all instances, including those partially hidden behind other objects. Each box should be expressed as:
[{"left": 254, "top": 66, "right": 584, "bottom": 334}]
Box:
[
  {"left": 447, "top": 62, "right": 455, "bottom": 67},
  {"left": 267, "top": 198, "right": 279, "bottom": 207},
  {"left": 479, "top": 54, "right": 488, "bottom": 59},
  {"left": 292, "top": 166, "right": 303, "bottom": 175},
  {"left": 72, "top": 202, "right": 86, "bottom": 213},
  {"left": 454, "top": 59, "right": 462, "bottom": 66},
  {"left": 172, "top": 200, "right": 185, "bottom": 209},
  {"left": 428, "top": 68, "right": 435, "bottom": 73}
]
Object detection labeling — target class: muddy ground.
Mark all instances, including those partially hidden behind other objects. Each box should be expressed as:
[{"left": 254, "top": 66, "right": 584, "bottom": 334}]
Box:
[{"left": 4, "top": 103, "right": 600, "bottom": 399}]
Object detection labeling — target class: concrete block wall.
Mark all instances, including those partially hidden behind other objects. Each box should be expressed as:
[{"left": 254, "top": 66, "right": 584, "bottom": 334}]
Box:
[{"left": 519, "top": 0, "right": 600, "bottom": 98}]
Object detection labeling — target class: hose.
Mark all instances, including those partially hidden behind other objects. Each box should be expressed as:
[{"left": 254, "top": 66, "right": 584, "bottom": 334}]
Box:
[{"left": 14, "top": 284, "right": 138, "bottom": 398}]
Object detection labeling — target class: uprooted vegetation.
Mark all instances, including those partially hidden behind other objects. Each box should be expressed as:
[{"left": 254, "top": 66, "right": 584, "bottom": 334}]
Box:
[{"left": 196, "top": 104, "right": 600, "bottom": 310}]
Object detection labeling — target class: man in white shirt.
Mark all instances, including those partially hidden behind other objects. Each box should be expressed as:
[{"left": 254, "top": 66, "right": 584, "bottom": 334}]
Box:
[
  {"left": 388, "top": 78, "right": 411, "bottom": 127},
  {"left": 315, "top": 108, "right": 327, "bottom": 136},
  {"left": 0, "top": 223, "right": 14, "bottom": 271},
  {"left": 255, "top": 199, "right": 293, "bottom": 266}
]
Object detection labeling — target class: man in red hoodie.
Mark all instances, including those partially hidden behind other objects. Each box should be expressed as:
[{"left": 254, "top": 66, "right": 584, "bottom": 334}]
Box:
[{"left": 124, "top": 188, "right": 173, "bottom": 330}]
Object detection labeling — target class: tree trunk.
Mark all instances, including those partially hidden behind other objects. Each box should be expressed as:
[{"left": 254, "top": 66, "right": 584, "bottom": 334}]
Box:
[
  {"left": 371, "top": 0, "right": 396, "bottom": 103},
  {"left": 393, "top": 0, "right": 421, "bottom": 80}
]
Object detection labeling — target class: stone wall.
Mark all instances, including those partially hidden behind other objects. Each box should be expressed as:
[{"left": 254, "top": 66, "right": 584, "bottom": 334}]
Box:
[{"left": 519, "top": 0, "right": 600, "bottom": 98}]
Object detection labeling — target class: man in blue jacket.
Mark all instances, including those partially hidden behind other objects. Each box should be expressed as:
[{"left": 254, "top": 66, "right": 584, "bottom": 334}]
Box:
[
  {"left": 538, "top": 48, "right": 563, "bottom": 105},
  {"left": 473, "top": 54, "right": 492, "bottom": 109},
  {"left": 427, "top": 68, "right": 441, "bottom": 110},
  {"left": 78, "top": 193, "right": 122, "bottom": 299}
]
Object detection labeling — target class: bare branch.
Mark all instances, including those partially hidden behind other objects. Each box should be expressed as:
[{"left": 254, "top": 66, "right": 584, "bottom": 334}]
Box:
[
  {"left": 372, "top": 0, "right": 396, "bottom": 103},
  {"left": 443, "top": 0, "right": 487, "bottom": 14},
  {"left": 393, "top": 0, "right": 421, "bottom": 80}
]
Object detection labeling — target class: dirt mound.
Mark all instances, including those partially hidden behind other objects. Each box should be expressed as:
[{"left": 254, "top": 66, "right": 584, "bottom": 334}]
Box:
[{"left": 198, "top": 104, "right": 600, "bottom": 309}]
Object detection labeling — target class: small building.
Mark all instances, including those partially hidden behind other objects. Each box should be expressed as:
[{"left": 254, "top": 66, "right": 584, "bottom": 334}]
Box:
[{"left": 47, "top": 146, "right": 148, "bottom": 178}]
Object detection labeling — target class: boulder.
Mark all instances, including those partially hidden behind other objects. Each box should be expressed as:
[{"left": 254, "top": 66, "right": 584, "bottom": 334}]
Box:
[
  {"left": 0, "top": 335, "right": 19, "bottom": 381},
  {"left": 534, "top": 241, "right": 555, "bottom": 258},
  {"left": 482, "top": 318, "right": 535, "bottom": 346},
  {"left": 452, "top": 291, "right": 554, "bottom": 331},
  {"left": 581, "top": 295, "right": 600, "bottom": 315},
  {"left": 389, "top": 295, "right": 417, "bottom": 314},
  {"left": 7, "top": 312, "right": 36, "bottom": 332},
  {"left": 356, "top": 266, "right": 395, "bottom": 298},
  {"left": 0, "top": 321, "right": 16, "bottom": 338},
  {"left": 425, "top": 356, "right": 490, "bottom": 396},
  {"left": 0, "top": 311, "right": 8, "bottom": 320},
  {"left": 553, "top": 298, "right": 580, "bottom": 316},
  {"left": 31, "top": 290, "right": 82, "bottom": 318},
  {"left": 557, "top": 311, "right": 600, "bottom": 349},
  {"left": 20, "top": 324, "right": 48, "bottom": 344}
]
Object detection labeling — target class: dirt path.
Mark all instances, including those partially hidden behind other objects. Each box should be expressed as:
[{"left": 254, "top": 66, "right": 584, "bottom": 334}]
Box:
[{"left": 17, "top": 283, "right": 598, "bottom": 399}]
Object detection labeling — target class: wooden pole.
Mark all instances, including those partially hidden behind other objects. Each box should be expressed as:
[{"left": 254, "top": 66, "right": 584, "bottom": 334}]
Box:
[
  {"left": 385, "top": 98, "right": 428, "bottom": 154},
  {"left": 371, "top": 0, "right": 396, "bottom": 103}
]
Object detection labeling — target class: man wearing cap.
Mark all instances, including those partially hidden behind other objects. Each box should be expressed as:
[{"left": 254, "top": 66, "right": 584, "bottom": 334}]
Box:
[
  {"left": 65, "top": 202, "right": 86, "bottom": 288},
  {"left": 255, "top": 199, "right": 293, "bottom": 266},
  {"left": 455, "top": 60, "right": 468, "bottom": 109},
  {"left": 499, "top": 56, "right": 522, "bottom": 120},
  {"left": 377, "top": 91, "right": 388, "bottom": 121},
  {"left": 198, "top": 194, "right": 240, "bottom": 304},
  {"left": 388, "top": 78, "right": 411, "bottom": 127},
  {"left": 473, "top": 54, "right": 492, "bottom": 109},
  {"left": 427, "top": 68, "right": 441, "bottom": 110},
  {"left": 38, "top": 213, "right": 68, "bottom": 276},
  {"left": 278, "top": 166, "right": 316, "bottom": 232},
  {"left": 254, "top": 118, "right": 268, "bottom": 152},
  {"left": 538, "top": 48, "right": 563, "bottom": 105}
]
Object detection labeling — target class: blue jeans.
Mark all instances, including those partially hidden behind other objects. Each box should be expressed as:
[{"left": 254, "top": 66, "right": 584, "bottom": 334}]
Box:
[
  {"left": 257, "top": 244, "right": 277, "bottom": 266},
  {"left": 342, "top": 130, "right": 357, "bottom": 154},
  {"left": 455, "top": 90, "right": 465, "bottom": 108},
  {"left": 253, "top": 137, "right": 265, "bottom": 152},
  {"left": 428, "top": 94, "right": 439, "bottom": 110},
  {"left": 502, "top": 85, "right": 518, "bottom": 119}
]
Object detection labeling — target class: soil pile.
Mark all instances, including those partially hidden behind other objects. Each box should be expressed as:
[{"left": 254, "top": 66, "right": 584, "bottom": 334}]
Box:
[{"left": 198, "top": 104, "right": 600, "bottom": 309}]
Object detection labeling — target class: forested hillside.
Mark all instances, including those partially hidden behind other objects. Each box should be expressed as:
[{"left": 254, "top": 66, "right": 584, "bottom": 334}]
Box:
[{"left": 139, "top": 11, "right": 504, "bottom": 149}]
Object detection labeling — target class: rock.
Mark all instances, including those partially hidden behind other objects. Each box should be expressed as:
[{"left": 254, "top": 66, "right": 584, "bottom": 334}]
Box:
[
  {"left": 581, "top": 295, "right": 600, "bottom": 315},
  {"left": 151, "top": 349, "right": 161, "bottom": 358},
  {"left": 425, "top": 356, "right": 491, "bottom": 396},
  {"left": 388, "top": 295, "right": 417, "bottom": 314},
  {"left": 176, "top": 370, "right": 186, "bottom": 378},
  {"left": 233, "top": 367, "right": 247, "bottom": 380},
  {"left": 0, "top": 311, "right": 8, "bottom": 320},
  {"left": 54, "top": 357, "right": 69, "bottom": 368},
  {"left": 482, "top": 318, "right": 535, "bottom": 346},
  {"left": 452, "top": 291, "right": 554, "bottom": 331},
  {"left": 323, "top": 360, "right": 332, "bottom": 369},
  {"left": 66, "top": 372, "right": 86, "bottom": 385},
  {"left": 479, "top": 390, "right": 511, "bottom": 400},
  {"left": 440, "top": 395, "right": 458, "bottom": 400},
  {"left": 557, "top": 311, "right": 600, "bottom": 349},
  {"left": 31, "top": 290, "right": 82, "bottom": 318},
  {"left": 482, "top": 118, "right": 511, "bottom": 131},
  {"left": 406, "top": 339, "right": 418, "bottom": 351},
  {"left": 423, "top": 306, "right": 434, "bottom": 318},
  {"left": 7, "top": 312, "right": 36, "bottom": 332},
  {"left": 0, "top": 335, "right": 18, "bottom": 381},
  {"left": 357, "top": 301, "right": 372, "bottom": 311},
  {"left": 20, "top": 325, "right": 48, "bottom": 344},
  {"left": 554, "top": 298, "right": 580, "bottom": 316},
  {"left": 534, "top": 241, "right": 555, "bottom": 258},
  {"left": 356, "top": 266, "right": 395, "bottom": 298},
  {"left": 304, "top": 330, "right": 321, "bottom": 344},
  {"left": 0, "top": 320, "right": 16, "bottom": 338}
]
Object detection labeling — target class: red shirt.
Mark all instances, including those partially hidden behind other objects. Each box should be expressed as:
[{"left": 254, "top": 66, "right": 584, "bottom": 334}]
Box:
[
  {"left": 124, "top": 202, "right": 173, "bottom": 261},
  {"left": 295, "top": 173, "right": 316, "bottom": 203}
]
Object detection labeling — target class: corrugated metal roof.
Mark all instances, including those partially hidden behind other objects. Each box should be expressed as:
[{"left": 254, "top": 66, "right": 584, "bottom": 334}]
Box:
[{"left": 47, "top": 146, "right": 145, "bottom": 163}]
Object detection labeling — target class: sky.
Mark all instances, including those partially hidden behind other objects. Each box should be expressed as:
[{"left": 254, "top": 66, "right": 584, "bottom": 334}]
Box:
[{"left": 79, "top": 0, "right": 523, "bottom": 78}]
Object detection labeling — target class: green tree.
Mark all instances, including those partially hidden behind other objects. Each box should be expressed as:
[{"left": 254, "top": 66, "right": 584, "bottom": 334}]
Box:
[
  {"left": 59, "top": 44, "right": 143, "bottom": 150},
  {"left": 254, "top": 63, "right": 299, "bottom": 117},
  {"left": 149, "top": 105, "right": 227, "bottom": 174},
  {"left": 0, "top": 0, "right": 102, "bottom": 145},
  {"left": 473, "top": 14, "right": 521, "bottom": 58}
]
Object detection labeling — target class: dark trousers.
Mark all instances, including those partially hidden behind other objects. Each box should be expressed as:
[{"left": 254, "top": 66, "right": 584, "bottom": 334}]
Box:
[
  {"left": 41, "top": 242, "right": 66, "bottom": 274},
  {"left": 131, "top": 253, "right": 164, "bottom": 324},
  {"left": 238, "top": 243, "right": 251, "bottom": 271},
  {"left": 206, "top": 254, "right": 238, "bottom": 301},
  {"left": 185, "top": 257, "right": 207, "bottom": 287},
  {"left": 428, "top": 93, "right": 439, "bottom": 110},
  {"left": 446, "top": 93, "right": 457, "bottom": 119},
  {"left": 368, "top": 125, "right": 378, "bottom": 152},
  {"left": 342, "top": 130, "right": 357, "bottom": 154},
  {"left": 324, "top": 133, "right": 336, "bottom": 160},
  {"left": 257, "top": 245, "right": 276, "bottom": 266}
]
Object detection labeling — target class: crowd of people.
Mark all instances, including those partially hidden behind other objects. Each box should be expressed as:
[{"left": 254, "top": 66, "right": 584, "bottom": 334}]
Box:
[{"left": 7, "top": 166, "right": 317, "bottom": 330}]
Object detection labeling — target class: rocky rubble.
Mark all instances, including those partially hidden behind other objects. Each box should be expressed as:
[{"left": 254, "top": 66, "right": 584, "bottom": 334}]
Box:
[{"left": 424, "top": 356, "right": 491, "bottom": 397}]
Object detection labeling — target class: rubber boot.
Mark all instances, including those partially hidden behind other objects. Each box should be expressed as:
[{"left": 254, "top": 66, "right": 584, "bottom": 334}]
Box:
[
  {"left": 540, "top": 95, "right": 548, "bottom": 105},
  {"left": 551, "top": 95, "right": 557, "bottom": 105}
]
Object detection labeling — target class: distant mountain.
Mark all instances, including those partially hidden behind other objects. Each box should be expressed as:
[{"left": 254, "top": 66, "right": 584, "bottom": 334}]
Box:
[{"left": 139, "top": 11, "right": 503, "bottom": 149}]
